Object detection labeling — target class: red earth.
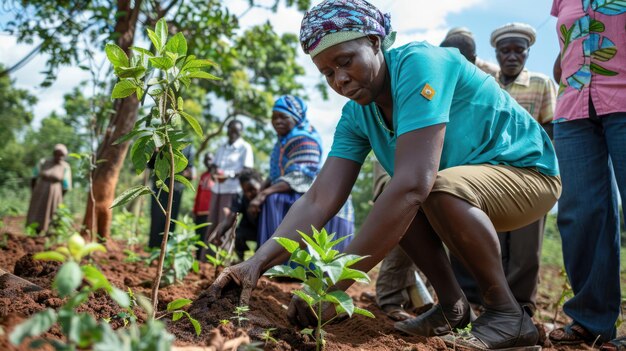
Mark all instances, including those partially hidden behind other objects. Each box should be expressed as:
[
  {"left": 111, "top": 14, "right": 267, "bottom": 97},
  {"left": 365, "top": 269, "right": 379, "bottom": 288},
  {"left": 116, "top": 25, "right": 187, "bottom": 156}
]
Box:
[{"left": 0, "top": 217, "right": 605, "bottom": 350}]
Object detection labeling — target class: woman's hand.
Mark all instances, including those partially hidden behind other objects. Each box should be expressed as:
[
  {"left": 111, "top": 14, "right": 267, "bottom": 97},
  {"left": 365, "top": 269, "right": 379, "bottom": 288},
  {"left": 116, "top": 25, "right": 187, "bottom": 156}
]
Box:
[
  {"left": 207, "top": 258, "right": 263, "bottom": 305},
  {"left": 247, "top": 192, "right": 267, "bottom": 218}
]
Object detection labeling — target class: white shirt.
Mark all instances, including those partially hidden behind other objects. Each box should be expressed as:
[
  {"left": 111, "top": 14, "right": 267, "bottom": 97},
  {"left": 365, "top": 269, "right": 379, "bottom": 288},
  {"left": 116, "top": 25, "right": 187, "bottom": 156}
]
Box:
[{"left": 211, "top": 137, "right": 254, "bottom": 194}]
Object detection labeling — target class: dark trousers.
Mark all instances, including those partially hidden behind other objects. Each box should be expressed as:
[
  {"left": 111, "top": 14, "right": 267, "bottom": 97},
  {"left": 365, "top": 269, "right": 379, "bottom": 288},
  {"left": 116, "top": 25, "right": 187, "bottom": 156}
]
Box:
[{"left": 148, "top": 188, "right": 183, "bottom": 248}]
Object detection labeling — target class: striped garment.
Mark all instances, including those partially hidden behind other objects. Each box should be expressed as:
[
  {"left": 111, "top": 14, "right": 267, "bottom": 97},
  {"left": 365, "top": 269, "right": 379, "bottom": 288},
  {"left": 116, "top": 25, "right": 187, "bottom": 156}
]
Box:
[{"left": 496, "top": 69, "right": 557, "bottom": 124}]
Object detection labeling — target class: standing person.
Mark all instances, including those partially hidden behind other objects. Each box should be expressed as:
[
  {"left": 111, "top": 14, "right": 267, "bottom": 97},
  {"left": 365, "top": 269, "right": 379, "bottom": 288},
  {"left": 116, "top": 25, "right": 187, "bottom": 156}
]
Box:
[
  {"left": 193, "top": 153, "right": 216, "bottom": 239},
  {"left": 147, "top": 145, "right": 195, "bottom": 248},
  {"left": 548, "top": 0, "right": 626, "bottom": 347},
  {"left": 249, "top": 95, "right": 354, "bottom": 253},
  {"left": 205, "top": 120, "right": 254, "bottom": 244},
  {"left": 208, "top": 1, "right": 561, "bottom": 349},
  {"left": 491, "top": 22, "right": 556, "bottom": 314},
  {"left": 443, "top": 27, "right": 499, "bottom": 77},
  {"left": 26, "top": 144, "right": 72, "bottom": 234}
]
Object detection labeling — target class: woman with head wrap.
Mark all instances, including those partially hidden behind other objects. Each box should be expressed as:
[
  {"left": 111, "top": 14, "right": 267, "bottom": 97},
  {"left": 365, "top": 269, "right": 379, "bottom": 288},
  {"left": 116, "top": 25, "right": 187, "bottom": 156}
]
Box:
[
  {"left": 26, "top": 144, "right": 73, "bottom": 234},
  {"left": 208, "top": 1, "right": 559, "bottom": 349},
  {"left": 249, "top": 95, "right": 354, "bottom": 252}
]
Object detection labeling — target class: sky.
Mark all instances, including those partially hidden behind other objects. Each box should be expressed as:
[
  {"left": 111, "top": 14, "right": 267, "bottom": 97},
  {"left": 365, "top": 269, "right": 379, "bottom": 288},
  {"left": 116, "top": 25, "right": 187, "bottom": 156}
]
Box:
[{"left": 0, "top": 0, "right": 558, "bottom": 156}]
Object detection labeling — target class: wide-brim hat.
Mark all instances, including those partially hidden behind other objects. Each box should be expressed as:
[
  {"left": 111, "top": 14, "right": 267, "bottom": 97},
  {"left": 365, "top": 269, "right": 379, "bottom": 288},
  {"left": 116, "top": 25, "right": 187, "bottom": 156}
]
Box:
[{"left": 490, "top": 22, "right": 536, "bottom": 47}]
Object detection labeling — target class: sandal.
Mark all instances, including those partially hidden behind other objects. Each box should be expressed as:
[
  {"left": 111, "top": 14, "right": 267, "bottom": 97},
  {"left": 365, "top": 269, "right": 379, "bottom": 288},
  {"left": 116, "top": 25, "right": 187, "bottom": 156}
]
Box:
[
  {"left": 470, "top": 306, "right": 539, "bottom": 349},
  {"left": 601, "top": 336, "right": 626, "bottom": 351},
  {"left": 548, "top": 322, "right": 596, "bottom": 345},
  {"left": 382, "top": 305, "right": 412, "bottom": 322},
  {"left": 394, "top": 302, "right": 474, "bottom": 337}
]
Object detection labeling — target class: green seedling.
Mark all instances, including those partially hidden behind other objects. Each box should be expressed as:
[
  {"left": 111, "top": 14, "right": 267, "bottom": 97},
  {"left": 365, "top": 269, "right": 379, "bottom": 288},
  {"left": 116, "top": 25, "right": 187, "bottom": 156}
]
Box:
[
  {"left": 265, "top": 227, "right": 375, "bottom": 351},
  {"left": 261, "top": 327, "right": 278, "bottom": 346},
  {"left": 156, "top": 298, "right": 201, "bottom": 336},
  {"left": 9, "top": 233, "right": 174, "bottom": 350},
  {"left": 552, "top": 268, "right": 574, "bottom": 325},
  {"left": 231, "top": 305, "right": 250, "bottom": 327},
  {"left": 206, "top": 243, "right": 234, "bottom": 276},
  {"left": 219, "top": 319, "right": 230, "bottom": 326}
]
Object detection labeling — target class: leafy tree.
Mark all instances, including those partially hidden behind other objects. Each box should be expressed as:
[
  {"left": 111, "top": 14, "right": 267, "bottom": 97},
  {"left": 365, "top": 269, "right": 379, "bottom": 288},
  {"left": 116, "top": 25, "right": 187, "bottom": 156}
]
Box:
[{"left": 2, "top": 0, "right": 315, "bottom": 239}]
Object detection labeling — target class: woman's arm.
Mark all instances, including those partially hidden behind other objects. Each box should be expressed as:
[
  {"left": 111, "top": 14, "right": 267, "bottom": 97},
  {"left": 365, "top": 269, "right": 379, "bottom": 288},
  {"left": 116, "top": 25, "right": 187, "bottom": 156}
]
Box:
[{"left": 334, "top": 123, "right": 445, "bottom": 289}]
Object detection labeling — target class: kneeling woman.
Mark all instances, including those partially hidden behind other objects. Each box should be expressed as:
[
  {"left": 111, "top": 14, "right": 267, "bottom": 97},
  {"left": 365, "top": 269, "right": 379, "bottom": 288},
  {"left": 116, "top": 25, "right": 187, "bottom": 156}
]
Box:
[
  {"left": 248, "top": 95, "right": 354, "bottom": 253},
  {"left": 209, "top": 1, "right": 560, "bottom": 349}
]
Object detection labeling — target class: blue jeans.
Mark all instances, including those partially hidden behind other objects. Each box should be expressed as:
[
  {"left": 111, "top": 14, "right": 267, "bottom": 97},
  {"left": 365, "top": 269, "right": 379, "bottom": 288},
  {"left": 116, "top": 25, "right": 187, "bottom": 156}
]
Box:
[{"left": 554, "top": 112, "right": 626, "bottom": 341}]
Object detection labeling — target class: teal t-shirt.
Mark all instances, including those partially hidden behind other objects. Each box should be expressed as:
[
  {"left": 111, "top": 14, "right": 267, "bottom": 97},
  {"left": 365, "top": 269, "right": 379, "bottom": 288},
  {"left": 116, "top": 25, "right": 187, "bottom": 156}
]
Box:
[{"left": 328, "top": 41, "right": 559, "bottom": 177}]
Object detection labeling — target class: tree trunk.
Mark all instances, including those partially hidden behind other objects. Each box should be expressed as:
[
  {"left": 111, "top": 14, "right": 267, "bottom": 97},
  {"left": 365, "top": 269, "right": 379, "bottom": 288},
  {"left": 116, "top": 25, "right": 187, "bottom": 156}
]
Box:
[{"left": 83, "top": 0, "right": 143, "bottom": 240}]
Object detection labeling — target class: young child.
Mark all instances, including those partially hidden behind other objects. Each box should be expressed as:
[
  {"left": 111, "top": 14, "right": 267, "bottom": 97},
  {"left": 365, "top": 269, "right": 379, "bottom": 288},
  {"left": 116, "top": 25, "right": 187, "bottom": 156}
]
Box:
[
  {"left": 193, "top": 153, "right": 217, "bottom": 240},
  {"left": 211, "top": 168, "right": 263, "bottom": 260}
]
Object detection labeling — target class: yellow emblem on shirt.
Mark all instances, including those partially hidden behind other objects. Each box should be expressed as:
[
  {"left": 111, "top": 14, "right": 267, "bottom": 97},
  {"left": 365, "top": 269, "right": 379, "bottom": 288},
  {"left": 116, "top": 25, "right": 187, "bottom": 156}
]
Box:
[{"left": 421, "top": 83, "right": 436, "bottom": 101}]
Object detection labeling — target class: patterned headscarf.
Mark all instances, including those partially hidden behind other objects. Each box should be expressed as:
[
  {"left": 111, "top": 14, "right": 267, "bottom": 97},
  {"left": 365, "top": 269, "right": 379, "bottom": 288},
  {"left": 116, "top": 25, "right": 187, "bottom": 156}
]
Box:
[
  {"left": 269, "top": 95, "right": 323, "bottom": 183},
  {"left": 300, "top": 0, "right": 396, "bottom": 57},
  {"left": 272, "top": 95, "right": 308, "bottom": 126}
]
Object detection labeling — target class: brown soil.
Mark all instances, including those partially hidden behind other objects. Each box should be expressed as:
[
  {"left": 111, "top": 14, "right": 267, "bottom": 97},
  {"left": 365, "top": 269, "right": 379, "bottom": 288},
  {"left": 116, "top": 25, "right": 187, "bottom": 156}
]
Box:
[{"left": 0, "top": 225, "right": 604, "bottom": 351}]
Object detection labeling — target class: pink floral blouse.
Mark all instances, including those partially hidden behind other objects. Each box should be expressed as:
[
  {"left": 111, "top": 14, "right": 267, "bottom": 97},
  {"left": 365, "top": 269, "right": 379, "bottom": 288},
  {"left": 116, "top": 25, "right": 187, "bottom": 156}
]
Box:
[{"left": 551, "top": 0, "right": 626, "bottom": 121}]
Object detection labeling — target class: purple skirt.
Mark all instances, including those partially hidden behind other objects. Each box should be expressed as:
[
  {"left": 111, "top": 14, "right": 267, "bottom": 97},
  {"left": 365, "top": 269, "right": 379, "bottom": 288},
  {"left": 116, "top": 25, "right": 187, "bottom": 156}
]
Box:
[{"left": 258, "top": 191, "right": 355, "bottom": 253}]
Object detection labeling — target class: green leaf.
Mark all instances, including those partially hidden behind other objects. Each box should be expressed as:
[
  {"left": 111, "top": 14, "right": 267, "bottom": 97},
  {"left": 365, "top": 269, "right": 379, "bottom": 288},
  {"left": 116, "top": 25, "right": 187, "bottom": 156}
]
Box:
[
  {"left": 105, "top": 43, "right": 129, "bottom": 68},
  {"left": 183, "top": 59, "right": 217, "bottom": 71},
  {"left": 152, "top": 132, "right": 165, "bottom": 148},
  {"left": 165, "top": 32, "right": 187, "bottom": 56},
  {"left": 320, "top": 260, "right": 343, "bottom": 285},
  {"left": 54, "top": 261, "right": 83, "bottom": 298},
  {"left": 292, "top": 290, "right": 315, "bottom": 306},
  {"left": 187, "top": 70, "right": 220, "bottom": 80},
  {"left": 325, "top": 290, "right": 354, "bottom": 317},
  {"left": 111, "top": 80, "right": 136, "bottom": 99},
  {"left": 130, "top": 46, "right": 154, "bottom": 57},
  {"left": 338, "top": 268, "right": 370, "bottom": 284},
  {"left": 155, "top": 18, "right": 168, "bottom": 49},
  {"left": 298, "top": 231, "right": 324, "bottom": 260},
  {"left": 274, "top": 237, "right": 300, "bottom": 253},
  {"left": 175, "top": 174, "right": 195, "bottom": 192},
  {"left": 146, "top": 29, "right": 160, "bottom": 51},
  {"left": 353, "top": 307, "right": 375, "bottom": 318},
  {"left": 172, "top": 311, "right": 183, "bottom": 321},
  {"left": 179, "top": 111, "right": 203, "bottom": 137},
  {"left": 9, "top": 308, "right": 57, "bottom": 345},
  {"left": 80, "top": 243, "right": 106, "bottom": 257},
  {"left": 182, "top": 312, "right": 202, "bottom": 336},
  {"left": 264, "top": 265, "right": 295, "bottom": 278},
  {"left": 290, "top": 249, "right": 311, "bottom": 267},
  {"left": 111, "top": 185, "right": 152, "bottom": 209},
  {"left": 590, "top": 62, "right": 619, "bottom": 76},
  {"left": 130, "top": 136, "right": 152, "bottom": 174},
  {"left": 114, "top": 66, "right": 146, "bottom": 79},
  {"left": 177, "top": 96, "right": 184, "bottom": 110},
  {"left": 110, "top": 287, "right": 131, "bottom": 308},
  {"left": 592, "top": 47, "right": 617, "bottom": 62},
  {"left": 34, "top": 251, "right": 66, "bottom": 262},
  {"left": 82, "top": 265, "right": 111, "bottom": 290},
  {"left": 172, "top": 148, "right": 189, "bottom": 174},
  {"left": 192, "top": 260, "right": 200, "bottom": 273},
  {"left": 167, "top": 298, "right": 193, "bottom": 312},
  {"left": 149, "top": 57, "right": 174, "bottom": 70},
  {"left": 300, "top": 328, "right": 314, "bottom": 336}
]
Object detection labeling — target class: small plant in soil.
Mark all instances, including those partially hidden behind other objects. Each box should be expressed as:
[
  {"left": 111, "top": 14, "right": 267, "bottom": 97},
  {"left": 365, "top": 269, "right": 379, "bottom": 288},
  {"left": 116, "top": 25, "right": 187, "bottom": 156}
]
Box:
[
  {"left": 9, "top": 233, "right": 175, "bottom": 350},
  {"left": 156, "top": 298, "right": 202, "bottom": 336},
  {"left": 261, "top": 327, "right": 278, "bottom": 346},
  {"left": 206, "top": 243, "right": 235, "bottom": 275},
  {"left": 552, "top": 267, "right": 574, "bottom": 324},
  {"left": 265, "top": 227, "right": 375, "bottom": 351},
  {"left": 107, "top": 17, "right": 218, "bottom": 317},
  {"left": 231, "top": 305, "right": 250, "bottom": 327}
]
